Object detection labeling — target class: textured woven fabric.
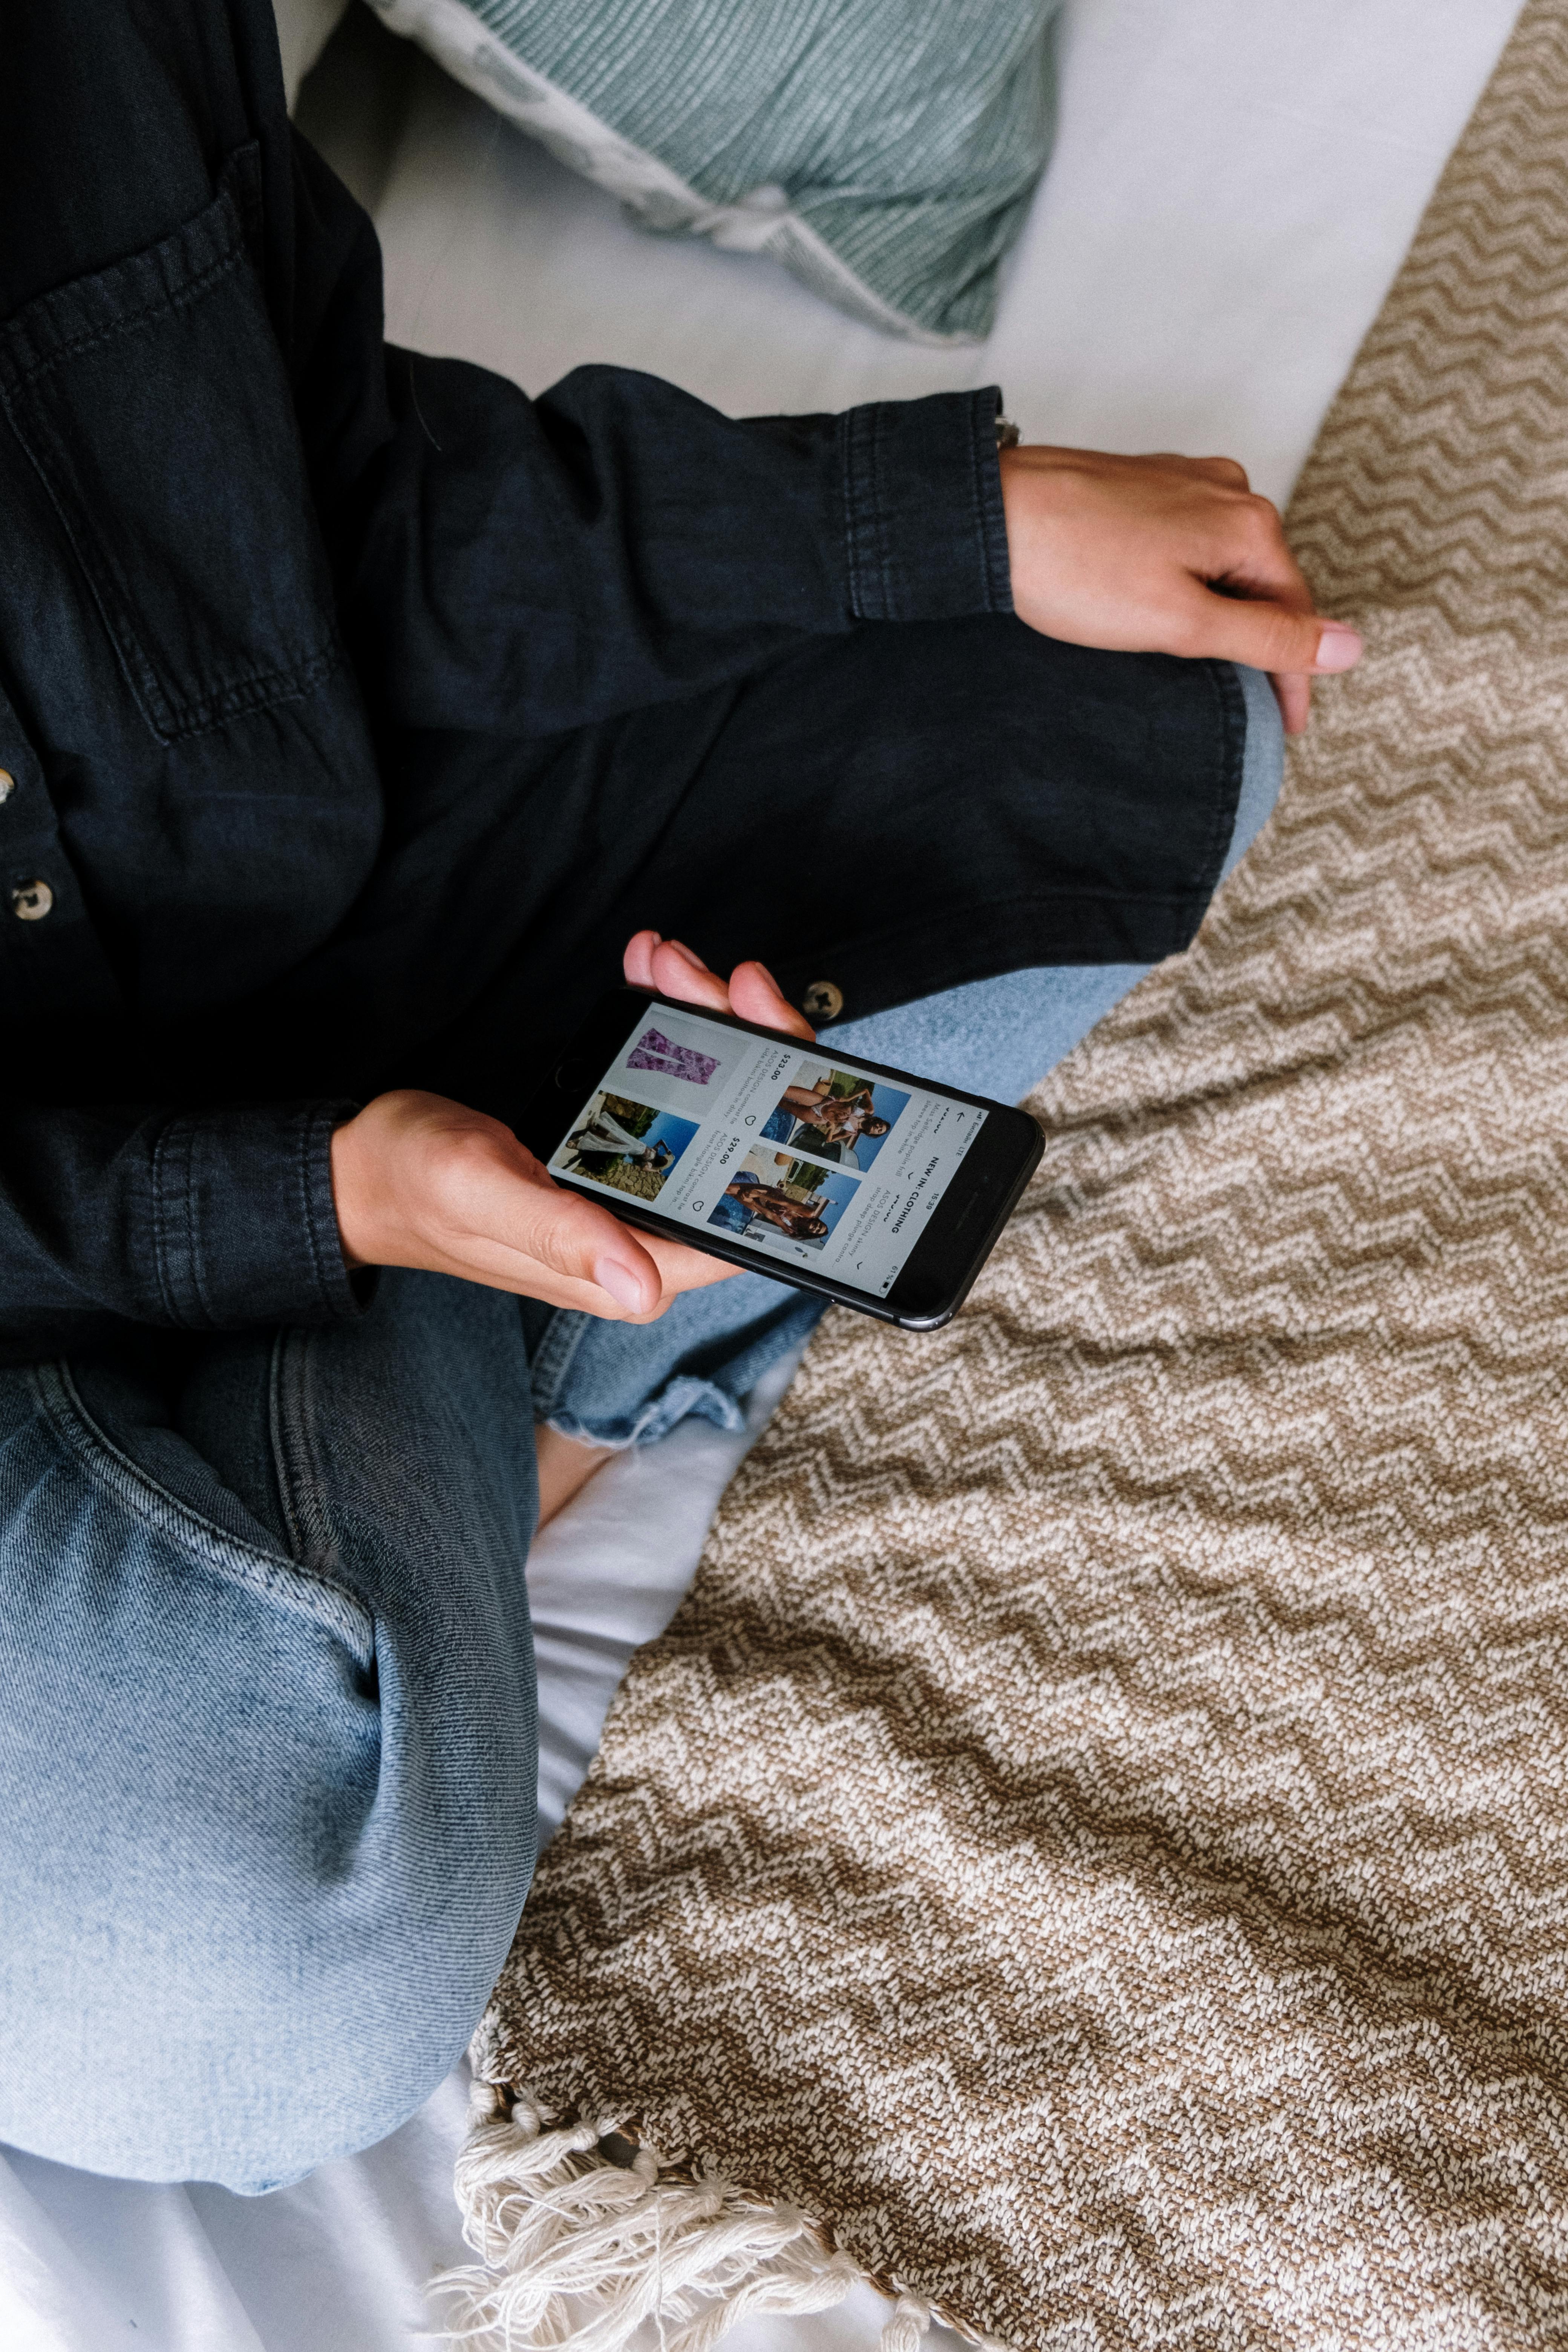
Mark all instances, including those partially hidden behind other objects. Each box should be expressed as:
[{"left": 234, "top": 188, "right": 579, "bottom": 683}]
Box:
[
  {"left": 472, "top": 1, "right": 1568, "bottom": 2340},
  {"left": 362, "top": 0, "right": 1059, "bottom": 342}
]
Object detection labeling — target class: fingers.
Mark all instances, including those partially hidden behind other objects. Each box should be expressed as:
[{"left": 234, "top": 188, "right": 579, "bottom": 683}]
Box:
[
  {"left": 496, "top": 1172, "right": 735, "bottom": 1321},
  {"left": 727, "top": 959, "right": 815, "bottom": 1038},
  {"left": 1186, "top": 590, "right": 1363, "bottom": 683},
  {"left": 622, "top": 929, "right": 660, "bottom": 988},
  {"left": 623, "top": 931, "right": 815, "bottom": 1038},
  {"left": 490, "top": 1152, "right": 667, "bottom": 1313},
  {"left": 1208, "top": 493, "right": 1314, "bottom": 614},
  {"left": 507, "top": 1137, "right": 739, "bottom": 1319},
  {"left": 1170, "top": 454, "right": 1251, "bottom": 490},
  {"left": 1270, "top": 671, "right": 1312, "bottom": 736},
  {"left": 331, "top": 1091, "right": 673, "bottom": 1318},
  {"left": 339, "top": 1091, "right": 743, "bottom": 1324},
  {"left": 626, "top": 930, "right": 718, "bottom": 999},
  {"left": 997, "top": 448, "right": 1361, "bottom": 736},
  {"left": 648, "top": 935, "right": 732, "bottom": 1012},
  {"left": 640, "top": 1230, "right": 741, "bottom": 1296},
  {"left": 1201, "top": 494, "right": 1352, "bottom": 734}
]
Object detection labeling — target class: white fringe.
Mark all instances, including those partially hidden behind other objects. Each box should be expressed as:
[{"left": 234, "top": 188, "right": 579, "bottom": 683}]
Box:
[
  {"left": 438, "top": 2083, "right": 964, "bottom": 2352},
  {"left": 880, "top": 2295, "right": 935, "bottom": 2352}
]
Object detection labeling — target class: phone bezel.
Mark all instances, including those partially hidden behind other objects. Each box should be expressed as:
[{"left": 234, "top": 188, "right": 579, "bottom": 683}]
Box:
[{"left": 517, "top": 988, "right": 1044, "bottom": 1330}]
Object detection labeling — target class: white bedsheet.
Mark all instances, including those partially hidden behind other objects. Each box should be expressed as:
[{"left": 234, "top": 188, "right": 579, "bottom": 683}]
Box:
[{"left": 3, "top": 4, "right": 1521, "bottom": 2345}]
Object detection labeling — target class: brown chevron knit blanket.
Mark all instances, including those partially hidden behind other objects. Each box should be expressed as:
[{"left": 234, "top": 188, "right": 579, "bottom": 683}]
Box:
[{"left": 451, "top": 6, "right": 1568, "bottom": 2344}]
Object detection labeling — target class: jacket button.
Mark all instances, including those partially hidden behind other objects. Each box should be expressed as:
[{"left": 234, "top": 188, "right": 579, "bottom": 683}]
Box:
[
  {"left": 0, "top": 770, "right": 14, "bottom": 805},
  {"left": 801, "top": 979, "right": 844, "bottom": 1022},
  {"left": 11, "top": 879, "right": 53, "bottom": 922}
]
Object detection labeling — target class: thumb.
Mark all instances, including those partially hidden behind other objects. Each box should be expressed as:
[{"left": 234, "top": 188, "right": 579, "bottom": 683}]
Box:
[
  {"left": 510, "top": 1162, "right": 665, "bottom": 1313},
  {"left": 1192, "top": 593, "right": 1363, "bottom": 678}
]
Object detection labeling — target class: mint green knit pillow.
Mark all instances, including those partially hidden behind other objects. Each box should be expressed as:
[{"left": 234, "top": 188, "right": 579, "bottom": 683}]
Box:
[{"left": 362, "top": 0, "right": 1061, "bottom": 343}]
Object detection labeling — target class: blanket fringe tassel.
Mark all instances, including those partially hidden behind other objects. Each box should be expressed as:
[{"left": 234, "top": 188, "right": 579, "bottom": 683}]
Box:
[{"left": 439, "top": 2081, "right": 974, "bottom": 2352}]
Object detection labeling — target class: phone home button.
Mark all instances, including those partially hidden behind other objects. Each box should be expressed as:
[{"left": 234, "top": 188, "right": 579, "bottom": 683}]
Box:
[{"left": 553, "top": 1057, "right": 596, "bottom": 1095}]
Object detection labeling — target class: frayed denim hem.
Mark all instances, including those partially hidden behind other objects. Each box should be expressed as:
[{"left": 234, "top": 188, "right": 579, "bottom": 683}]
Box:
[{"left": 544, "top": 1370, "right": 752, "bottom": 1452}]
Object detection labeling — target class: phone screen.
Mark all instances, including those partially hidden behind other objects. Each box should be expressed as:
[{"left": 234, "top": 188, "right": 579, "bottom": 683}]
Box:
[{"left": 547, "top": 1001, "right": 990, "bottom": 1299}]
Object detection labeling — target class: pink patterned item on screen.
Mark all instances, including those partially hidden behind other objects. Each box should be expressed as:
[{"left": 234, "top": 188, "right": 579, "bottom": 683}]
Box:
[{"left": 625, "top": 1028, "right": 719, "bottom": 1085}]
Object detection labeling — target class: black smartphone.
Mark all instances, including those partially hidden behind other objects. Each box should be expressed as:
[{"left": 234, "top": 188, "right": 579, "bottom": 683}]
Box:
[{"left": 518, "top": 988, "right": 1044, "bottom": 1330}]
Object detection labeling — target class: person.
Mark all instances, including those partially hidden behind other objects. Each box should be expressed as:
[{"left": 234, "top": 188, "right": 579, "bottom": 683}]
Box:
[
  {"left": 565, "top": 1105, "right": 674, "bottom": 1178},
  {"left": 713, "top": 1171, "right": 833, "bottom": 1243},
  {"left": 825, "top": 1099, "right": 891, "bottom": 1148},
  {"left": 801, "top": 1086, "right": 890, "bottom": 1156},
  {"left": 0, "top": 0, "right": 1362, "bottom": 2195},
  {"left": 761, "top": 1080, "right": 890, "bottom": 1167}
]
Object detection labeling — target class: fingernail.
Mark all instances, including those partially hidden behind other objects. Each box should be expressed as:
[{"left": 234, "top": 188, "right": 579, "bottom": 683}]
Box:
[
  {"left": 594, "top": 1257, "right": 649, "bottom": 1311},
  {"left": 1314, "top": 623, "right": 1363, "bottom": 672},
  {"left": 666, "top": 940, "right": 704, "bottom": 970}
]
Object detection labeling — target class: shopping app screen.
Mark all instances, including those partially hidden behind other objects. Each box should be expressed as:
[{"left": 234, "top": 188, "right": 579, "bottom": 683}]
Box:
[{"left": 548, "top": 1005, "right": 988, "bottom": 1296}]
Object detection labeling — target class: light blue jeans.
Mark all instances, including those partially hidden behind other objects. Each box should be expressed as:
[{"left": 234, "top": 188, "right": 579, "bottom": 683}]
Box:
[{"left": 0, "top": 669, "right": 1281, "bottom": 2195}]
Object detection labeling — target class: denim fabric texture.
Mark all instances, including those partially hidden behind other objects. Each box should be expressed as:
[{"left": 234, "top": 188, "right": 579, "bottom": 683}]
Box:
[
  {"left": 0, "top": 0, "right": 1246, "bottom": 1370},
  {"left": 0, "top": 0, "right": 1271, "bottom": 2197},
  {"left": 531, "top": 666, "right": 1285, "bottom": 1453},
  {"left": 0, "top": 668, "right": 1281, "bottom": 2193},
  {"left": 0, "top": 1270, "right": 538, "bottom": 2194},
  {"left": 824, "top": 660, "right": 1285, "bottom": 1091}
]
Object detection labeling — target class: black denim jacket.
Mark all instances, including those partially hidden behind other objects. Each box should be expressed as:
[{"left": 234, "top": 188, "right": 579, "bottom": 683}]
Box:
[{"left": 0, "top": 4, "right": 1017, "bottom": 1365}]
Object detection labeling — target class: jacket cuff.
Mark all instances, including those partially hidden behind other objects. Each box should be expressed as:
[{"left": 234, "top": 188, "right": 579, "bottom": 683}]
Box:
[
  {"left": 838, "top": 386, "right": 1014, "bottom": 624},
  {"left": 150, "top": 1101, "right": 367, "bottom": 1331}
]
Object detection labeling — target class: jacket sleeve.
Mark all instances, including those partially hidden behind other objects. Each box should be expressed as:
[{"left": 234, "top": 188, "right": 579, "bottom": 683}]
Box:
[
  {"left": 286, "top": 126, "right": 1016, "bottom": 745},
  {"left": 0, "top": 1100, "right": 366, "bottom": 1368},
  {"left": 344, "top": 360, "right": 1018, "bottom": 740}
]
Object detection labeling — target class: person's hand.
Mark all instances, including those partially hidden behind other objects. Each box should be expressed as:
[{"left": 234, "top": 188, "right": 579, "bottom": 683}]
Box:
[
  {"left": 997, "top": 444, "right": 1361, "bottom": 734},
  {"left": 330, "top": 933, "right": 813, "bottom": 1320}
]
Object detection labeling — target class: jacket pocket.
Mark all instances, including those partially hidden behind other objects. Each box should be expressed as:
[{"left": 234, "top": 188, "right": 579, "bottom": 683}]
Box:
[{"left": 0, "top": 147, "right": 340, "bottom": 744}]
